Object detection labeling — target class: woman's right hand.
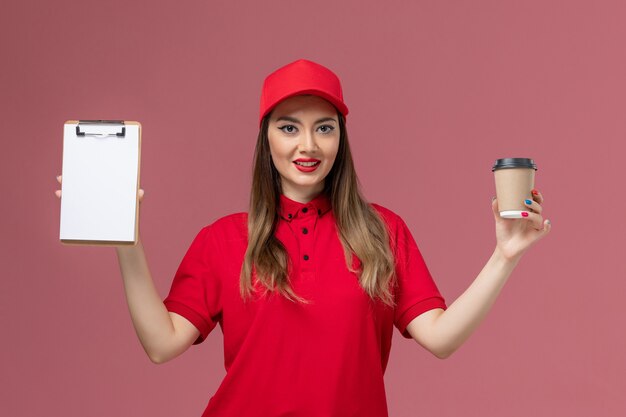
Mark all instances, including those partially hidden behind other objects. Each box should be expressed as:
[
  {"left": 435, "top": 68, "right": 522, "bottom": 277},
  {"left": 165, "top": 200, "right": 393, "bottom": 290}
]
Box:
[
  {"left": 55, "top": 175, "right": 188, "bottom": 364},
  {"left": 55, "top": 175, "right": 145, "bottom": 202}
]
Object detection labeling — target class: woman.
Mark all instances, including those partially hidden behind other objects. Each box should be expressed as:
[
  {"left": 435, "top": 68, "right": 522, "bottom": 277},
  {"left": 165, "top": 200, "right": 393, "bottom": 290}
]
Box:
[{"left": 56, "top": 59, "right": 551, "bottom": 417}]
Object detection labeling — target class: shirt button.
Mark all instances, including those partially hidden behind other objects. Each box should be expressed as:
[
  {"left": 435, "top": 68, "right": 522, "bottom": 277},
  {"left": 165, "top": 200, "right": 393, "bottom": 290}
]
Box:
[
  {"left": 302, "top": 207, "right": 308, "bottom": 213},
  {"left": 317, "top": 209, "right": 321, "bottom": 215},
  {"left": 288, "top": 213, "right": 292, "bottom": 219},
  {"left": 303, "top": 254, "right": 309, "bottom": 261},
  {"left": 302, "top": 228, "right": 308, "bottom": 234}
]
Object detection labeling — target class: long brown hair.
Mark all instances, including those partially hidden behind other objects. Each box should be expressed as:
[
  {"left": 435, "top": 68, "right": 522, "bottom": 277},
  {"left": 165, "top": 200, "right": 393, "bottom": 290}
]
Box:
[{"left": 240, "top": 111, "right": 396, "bottom": 306}]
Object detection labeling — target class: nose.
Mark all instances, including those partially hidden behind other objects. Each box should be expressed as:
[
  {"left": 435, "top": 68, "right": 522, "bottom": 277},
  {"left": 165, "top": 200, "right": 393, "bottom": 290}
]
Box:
[{"left": 298, "top": 129, "right": 318, "bottom": 153}]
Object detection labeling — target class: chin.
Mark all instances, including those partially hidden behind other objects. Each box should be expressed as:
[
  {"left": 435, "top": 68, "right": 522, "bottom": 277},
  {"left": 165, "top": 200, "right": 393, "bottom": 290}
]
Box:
[{"left": 287, "top": 178, "right": 325, "bottom": 189}]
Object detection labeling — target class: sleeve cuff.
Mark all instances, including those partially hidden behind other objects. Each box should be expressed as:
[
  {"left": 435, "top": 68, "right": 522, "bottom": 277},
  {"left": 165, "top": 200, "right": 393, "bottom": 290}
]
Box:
[
  {"left": 164, "top": 299, "right": 215, "bottom": 345},
  {"left": 397, "top": 297, "right": 447, "bottom": 339}
]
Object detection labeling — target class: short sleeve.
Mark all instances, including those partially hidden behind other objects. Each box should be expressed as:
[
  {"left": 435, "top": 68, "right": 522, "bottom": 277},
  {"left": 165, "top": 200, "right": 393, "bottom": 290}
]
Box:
[
  {"left": 163, "top": 225, "right": 222, "bottom": 345},
  {"left": 392, "top": 215, "right": 447, "bottom": 339}
]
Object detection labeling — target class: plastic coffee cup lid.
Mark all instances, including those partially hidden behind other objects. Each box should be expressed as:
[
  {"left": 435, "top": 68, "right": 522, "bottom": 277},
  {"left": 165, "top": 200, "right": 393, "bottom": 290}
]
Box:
[{"left": 492, "top": 158, "right": 537, "bottom": 171}]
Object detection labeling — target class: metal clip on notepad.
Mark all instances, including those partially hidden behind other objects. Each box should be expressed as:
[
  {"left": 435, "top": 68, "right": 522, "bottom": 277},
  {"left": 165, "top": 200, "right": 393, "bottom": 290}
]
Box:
[{"left": 76, "top": 120, "right": 126, "bottom": 138}]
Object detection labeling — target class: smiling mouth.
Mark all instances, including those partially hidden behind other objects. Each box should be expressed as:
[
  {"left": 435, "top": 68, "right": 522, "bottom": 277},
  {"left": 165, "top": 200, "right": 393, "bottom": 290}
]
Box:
[{"left": 294, "top": 161, "right": 320, "bottom": 167}]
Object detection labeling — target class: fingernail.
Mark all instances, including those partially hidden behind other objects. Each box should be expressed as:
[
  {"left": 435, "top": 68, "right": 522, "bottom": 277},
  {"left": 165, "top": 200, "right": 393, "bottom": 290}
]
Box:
[
  {"left": 492, "top": 196, "right": 496, "bottom": 201},
  {"left": 521, "top": 212, "right": 529, "bottom": 217},
  {"left": 56, "top": 175, "right": 60, "bottom": 180},
  {"left": 531, "top": 189, "right": 539, "bottom": 195},
  {"left": 524, "top": 199, "right": 532, "bottom": 205}
]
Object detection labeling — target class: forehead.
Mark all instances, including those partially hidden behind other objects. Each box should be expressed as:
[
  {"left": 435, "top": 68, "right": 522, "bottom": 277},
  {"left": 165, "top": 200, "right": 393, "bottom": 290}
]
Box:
[{"left": 270, "top": 95, "right": 338, "bottom": 119}]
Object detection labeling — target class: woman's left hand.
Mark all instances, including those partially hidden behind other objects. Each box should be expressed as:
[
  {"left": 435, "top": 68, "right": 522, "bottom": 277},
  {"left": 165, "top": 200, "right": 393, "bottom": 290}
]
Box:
[{"left": 492, "top": 189, "right": 552, "bottom": 262}]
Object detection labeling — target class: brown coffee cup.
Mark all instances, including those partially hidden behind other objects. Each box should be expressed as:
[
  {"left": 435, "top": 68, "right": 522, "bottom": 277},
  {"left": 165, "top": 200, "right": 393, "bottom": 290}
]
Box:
[{"left": 492, "top": 158, "right": 537, "bottom": 218}]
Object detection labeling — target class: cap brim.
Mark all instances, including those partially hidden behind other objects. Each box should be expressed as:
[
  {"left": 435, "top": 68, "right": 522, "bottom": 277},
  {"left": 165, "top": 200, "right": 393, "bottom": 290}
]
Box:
[{"left": 259, "top": 89, "right": 349, "bottom": 127}]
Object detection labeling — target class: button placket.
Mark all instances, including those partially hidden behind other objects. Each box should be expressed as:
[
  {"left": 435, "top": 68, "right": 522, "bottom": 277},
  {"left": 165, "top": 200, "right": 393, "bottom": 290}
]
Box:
[{"left": 298, "top": 206, "right": 316, "bottom": 272}]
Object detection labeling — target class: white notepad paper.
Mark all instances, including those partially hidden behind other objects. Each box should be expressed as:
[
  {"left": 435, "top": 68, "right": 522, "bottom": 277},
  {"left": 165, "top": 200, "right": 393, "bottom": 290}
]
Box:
[{"left": 59, "top": 120, "right": 141, "bottom": 245}]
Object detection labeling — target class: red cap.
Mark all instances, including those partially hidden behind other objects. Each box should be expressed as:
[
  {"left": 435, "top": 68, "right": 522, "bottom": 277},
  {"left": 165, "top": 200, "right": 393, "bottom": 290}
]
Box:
[{"left": 259, "top": 59, "right": 349, "bottom": 126}]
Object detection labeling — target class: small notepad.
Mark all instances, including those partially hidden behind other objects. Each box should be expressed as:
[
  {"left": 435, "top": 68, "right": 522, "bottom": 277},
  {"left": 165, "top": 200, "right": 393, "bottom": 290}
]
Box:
[{"left": 59, "top": 120, "right": 141, "bottom": 245}]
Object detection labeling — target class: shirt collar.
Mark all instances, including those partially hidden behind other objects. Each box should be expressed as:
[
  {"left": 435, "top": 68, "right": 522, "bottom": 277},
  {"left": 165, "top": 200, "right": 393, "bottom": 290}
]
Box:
[{"left": 278, "top": 192, "right": 332, "bottom": 221}]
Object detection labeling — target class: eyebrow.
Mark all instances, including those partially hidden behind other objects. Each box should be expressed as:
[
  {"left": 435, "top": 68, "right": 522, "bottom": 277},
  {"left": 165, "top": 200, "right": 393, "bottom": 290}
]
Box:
[{"left": 275, "top": 116, "right": 337, "bottom": 125}]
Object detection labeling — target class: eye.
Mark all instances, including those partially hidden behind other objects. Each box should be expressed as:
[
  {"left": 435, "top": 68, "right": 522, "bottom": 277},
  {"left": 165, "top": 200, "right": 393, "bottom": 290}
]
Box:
[
  {"left": 317, "top": 125, "right": 335, "bottom": 134},
  {"left": 278, "top": 125, "right": 297, "bottom": 134}
]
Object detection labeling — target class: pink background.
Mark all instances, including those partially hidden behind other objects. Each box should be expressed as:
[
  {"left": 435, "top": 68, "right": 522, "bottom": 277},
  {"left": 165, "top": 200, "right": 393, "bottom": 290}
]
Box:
[{"left": 2, "top": 1, "right": 625, "bottom": 416}]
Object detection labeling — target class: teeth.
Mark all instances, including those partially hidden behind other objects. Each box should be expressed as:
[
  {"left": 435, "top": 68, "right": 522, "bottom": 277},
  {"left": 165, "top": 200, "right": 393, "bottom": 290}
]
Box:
[{"left": 295, "top": 161, "right": 319, "bottom": 167}]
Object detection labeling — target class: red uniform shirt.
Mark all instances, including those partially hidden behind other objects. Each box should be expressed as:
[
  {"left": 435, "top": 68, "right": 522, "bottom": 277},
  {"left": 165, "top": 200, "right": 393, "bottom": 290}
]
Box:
[{"left": 163, "top": 193, "right": 447, "bottom": 417}]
